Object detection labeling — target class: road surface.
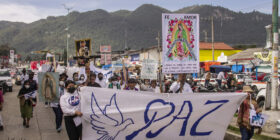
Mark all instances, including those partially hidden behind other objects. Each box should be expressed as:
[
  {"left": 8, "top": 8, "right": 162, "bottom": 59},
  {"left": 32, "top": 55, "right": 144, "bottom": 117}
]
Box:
[{"left": 0, "top": 85, "right": 68, "bottom": 140}]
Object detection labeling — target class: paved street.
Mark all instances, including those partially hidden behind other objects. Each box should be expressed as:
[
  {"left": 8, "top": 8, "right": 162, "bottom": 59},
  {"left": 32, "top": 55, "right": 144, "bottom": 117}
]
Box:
[{"left": 0, "top": 85, "right": 68, "bottom": 140}]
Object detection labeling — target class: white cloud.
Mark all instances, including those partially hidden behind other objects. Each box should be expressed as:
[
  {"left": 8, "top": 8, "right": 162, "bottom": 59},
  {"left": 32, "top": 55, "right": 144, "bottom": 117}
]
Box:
[{"left": 0, "top": 3, "right": 64, "bottom": 23}]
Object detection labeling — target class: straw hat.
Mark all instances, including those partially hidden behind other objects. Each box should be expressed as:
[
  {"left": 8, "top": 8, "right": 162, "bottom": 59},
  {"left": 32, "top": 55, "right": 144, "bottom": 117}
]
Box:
[{"left": 243, "top": 86, "right": 253, "bottom": 93}]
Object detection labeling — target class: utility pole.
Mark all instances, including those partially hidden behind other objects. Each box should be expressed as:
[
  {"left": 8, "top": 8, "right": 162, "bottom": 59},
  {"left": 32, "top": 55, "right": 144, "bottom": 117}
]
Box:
[
  {"left": 211, "top": 16, "right": 215, "bottom": 61},
  {"left": 271, "top": 0, "right": 279, "bottom": 110},
  {"left": 156, "top": 31, "right": 162, "bottom": 93},
  {"left": 62, "top": 4, "right": 73, "bottom": 67},
  {"left": 203, "top": 30, "right": 208, "bottom": 42}
]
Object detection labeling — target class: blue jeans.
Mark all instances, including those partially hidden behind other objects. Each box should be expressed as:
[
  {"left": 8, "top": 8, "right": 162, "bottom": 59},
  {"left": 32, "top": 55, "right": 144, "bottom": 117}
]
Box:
[
  {"left": 52, "top": 105, "right": 63, "bottom": 129},
  {"left": 205, "top": 79, "right": 210, "bottom": 87},
  {"left": 240, "top": 126, "right": 254, "bottom": 140},
  {"left": 216, "top": 79, "right": 222, "bottom": 88}
]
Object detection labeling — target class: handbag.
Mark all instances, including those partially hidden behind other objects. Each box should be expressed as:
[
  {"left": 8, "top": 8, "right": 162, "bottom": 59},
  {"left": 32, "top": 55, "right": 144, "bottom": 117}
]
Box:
[{"left": 249, "top": 95, "right": 268, "bottom": 127}]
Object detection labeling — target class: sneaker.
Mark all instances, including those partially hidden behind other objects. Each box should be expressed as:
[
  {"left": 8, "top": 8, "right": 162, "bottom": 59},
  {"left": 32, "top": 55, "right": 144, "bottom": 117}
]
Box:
[
  {"left": 57, "top": 127, "right": 62, "bottom": 133},
  {"left": 0, "top": 125, "right": 3, "bottom": 131}
]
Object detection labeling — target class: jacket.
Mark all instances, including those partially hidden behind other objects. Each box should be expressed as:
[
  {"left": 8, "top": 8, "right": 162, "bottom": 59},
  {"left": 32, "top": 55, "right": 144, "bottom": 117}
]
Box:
[{"left": 60, "top": 90, "right": 81, "bottom": 116}]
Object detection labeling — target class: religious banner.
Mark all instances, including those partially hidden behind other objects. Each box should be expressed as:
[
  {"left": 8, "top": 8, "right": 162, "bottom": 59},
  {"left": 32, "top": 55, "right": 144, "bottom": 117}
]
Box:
[
  {"left": 162, "top": 14, "right": 199, "bottom": 74},
  {"left": 75, "top": 39, "right": 91, "bottom": 66},
  {"left": 75, "top": 39, "right": 91, "bottom": 57},
  {"left": 81, "top": 87, "right": 246, "bottom": 140},
  {"left": 38, "top": 72, "right": 60, "bottom": 102},
  {"left": 141, "top": 59, "right": 158, "bottom": 80}
]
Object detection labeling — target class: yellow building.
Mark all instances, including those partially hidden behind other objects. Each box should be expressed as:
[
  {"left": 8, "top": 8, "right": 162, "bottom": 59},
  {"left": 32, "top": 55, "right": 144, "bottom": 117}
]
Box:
[{"left": 199, "top": 42, "right": 241, "bottom": 62}]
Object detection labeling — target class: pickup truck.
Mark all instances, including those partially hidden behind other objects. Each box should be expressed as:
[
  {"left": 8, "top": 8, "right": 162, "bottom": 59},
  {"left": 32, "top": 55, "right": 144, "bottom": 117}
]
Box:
[{"left": 0, "top": 69, "right": 13, "bottom": 92}]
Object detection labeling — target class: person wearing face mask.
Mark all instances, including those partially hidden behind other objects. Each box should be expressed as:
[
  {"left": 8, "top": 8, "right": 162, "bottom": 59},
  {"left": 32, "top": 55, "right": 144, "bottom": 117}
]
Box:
[
  {"left": 169, "top": 74, "right": 193, "bottom": 93},
  {"left": 60, "top": 80, "right": 83, "bottom": 140},
  {"left": 108, "top": 76, "right": 121, "bottom": 89},
  {"left": 27, "top": 72, "right": 38, "bottom": 113},
  {"left": 96, "top": 73, "right": 107, "bottom": 88},
  {"left": 17, "top": 81, "right": 34, "bottom": 128},
  {"left": 149, "top": 80, "right": 161, "bottom": 93},
  {"left": 139, "top": 79, "right": 150, "bottom": 91},
  {"left": 78, "top": 74, "right": 86, "bottom": 85},
  {"left": 20, "top": 68, "right": 29, "bottom": 85},
  {"left": 87, "top": 73, "right": 101, "bottom": 87},
  {"left": 237, "top": 86, "right": 261, "bottom": 140},
  {"left": 50, "top": 73, "right": 67, "bottom": 133},
  {"left": 124, "top": 79, "right": 139, "bottom": 91}
]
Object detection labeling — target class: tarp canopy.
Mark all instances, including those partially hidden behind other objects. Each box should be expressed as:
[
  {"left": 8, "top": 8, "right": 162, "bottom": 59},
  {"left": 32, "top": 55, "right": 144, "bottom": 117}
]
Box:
[
  {"left": 231, "top": 65, "right": 243, "bottom": 73},
  {"left": 210, "top": 65, "right": 231, "bottom": 73}
]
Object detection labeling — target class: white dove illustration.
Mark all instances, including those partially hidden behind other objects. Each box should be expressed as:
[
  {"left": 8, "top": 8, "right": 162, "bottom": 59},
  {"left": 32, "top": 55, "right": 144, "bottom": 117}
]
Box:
[{"left": 90, "top": 92, "right": 134, "bottom": 140}]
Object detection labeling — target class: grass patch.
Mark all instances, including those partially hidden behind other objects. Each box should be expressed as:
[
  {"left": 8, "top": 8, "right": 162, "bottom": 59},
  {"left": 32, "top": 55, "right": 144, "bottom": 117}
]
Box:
[{"left": 227, "top": 125, "right": 280, "bottom": 140}]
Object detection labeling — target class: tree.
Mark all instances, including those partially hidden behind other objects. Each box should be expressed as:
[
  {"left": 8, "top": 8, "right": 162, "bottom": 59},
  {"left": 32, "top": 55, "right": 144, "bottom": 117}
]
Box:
[{"left": 0, "top": 44, "right": 11, "bottom": 56}]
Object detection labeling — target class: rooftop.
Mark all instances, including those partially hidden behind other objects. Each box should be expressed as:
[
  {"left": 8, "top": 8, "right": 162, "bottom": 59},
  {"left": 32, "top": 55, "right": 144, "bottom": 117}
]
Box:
[{"left": 200, "top": 42, "right": 234, "bottom": 50}]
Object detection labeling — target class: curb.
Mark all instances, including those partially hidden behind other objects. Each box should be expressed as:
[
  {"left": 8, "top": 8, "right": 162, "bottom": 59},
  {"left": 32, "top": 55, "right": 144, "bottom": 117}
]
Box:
[{"left": 224, "top": 131, "right": 242, "bottom": 140}]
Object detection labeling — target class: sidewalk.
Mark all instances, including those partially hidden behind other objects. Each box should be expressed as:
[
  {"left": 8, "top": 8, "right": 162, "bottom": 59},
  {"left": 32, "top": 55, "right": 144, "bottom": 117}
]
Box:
[
  {"left": 230, "top": 115, "right": 280, "bottom": 139},
  {"left": 0, "top": 85, "right": 68, "bottom": 140}
]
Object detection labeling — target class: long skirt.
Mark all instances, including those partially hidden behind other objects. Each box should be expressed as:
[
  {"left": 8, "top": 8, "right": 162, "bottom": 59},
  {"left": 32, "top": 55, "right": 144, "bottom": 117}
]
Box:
[{"left": 20, "top": 103, "right": 32, "bottom": 119}]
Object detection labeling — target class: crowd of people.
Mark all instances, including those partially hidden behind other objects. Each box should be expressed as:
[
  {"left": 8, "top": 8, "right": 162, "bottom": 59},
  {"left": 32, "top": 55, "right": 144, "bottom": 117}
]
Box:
[
  {"left": 0, "top": 66, "right": 262, "bottom": 140},
  {"left": 10, "top": 67, "right": 195, "bottom": 139}
]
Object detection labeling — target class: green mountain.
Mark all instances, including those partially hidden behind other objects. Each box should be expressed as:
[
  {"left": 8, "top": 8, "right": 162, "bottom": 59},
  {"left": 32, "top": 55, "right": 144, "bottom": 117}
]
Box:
[{"left": 0, "top": 4, "right": 275, "bottom": 58}]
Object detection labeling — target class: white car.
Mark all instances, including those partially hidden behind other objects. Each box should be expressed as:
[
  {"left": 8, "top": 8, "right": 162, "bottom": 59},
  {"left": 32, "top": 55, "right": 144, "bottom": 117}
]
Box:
[
  {"left": 0, "top": 69, "right": 13, "bottom": 92},
  {"left": 194, "top": 73, "right": 226, "bottom": 87}
]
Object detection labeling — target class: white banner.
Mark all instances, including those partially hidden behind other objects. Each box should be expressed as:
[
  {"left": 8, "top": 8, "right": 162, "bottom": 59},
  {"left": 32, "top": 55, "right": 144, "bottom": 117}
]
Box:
[
  {"left": 90, "top": 62, "right": 113, "bottom": 82},
  {"left": 141, "top": 59, "right": 158, "bottom": 80},
  {"left": 24, "top": 91, "right": 37, "bottom": 99},
  {"left": 81, "top": 87, "right": 246, "bottom": 140},
  {"left": 162, "top": 14, "right": 199, "bottom": 74}
]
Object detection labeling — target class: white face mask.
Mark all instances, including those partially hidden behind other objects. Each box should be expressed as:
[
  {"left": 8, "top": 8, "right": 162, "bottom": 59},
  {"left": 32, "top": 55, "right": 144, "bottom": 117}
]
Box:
[
  {"left": 59, "top": 81, "right": 65, "bottom": 86},
  {"left": 113, "top": 81, "right": 118, "bottom": 85},
  {"left": 80, "top": 77, "right": 85, "bottom": 80},
  {"left": 25, "top": 85, "right": 30, "bottom": 89}
]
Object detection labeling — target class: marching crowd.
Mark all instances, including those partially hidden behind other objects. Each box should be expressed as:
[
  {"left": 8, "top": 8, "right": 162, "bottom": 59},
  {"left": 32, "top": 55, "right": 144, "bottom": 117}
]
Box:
[
  {"left": 0, "top": 67, "right": 194, "bottom": 140},
  {"left": 0, "top": 67, "right": 261, "bottom": 140}
]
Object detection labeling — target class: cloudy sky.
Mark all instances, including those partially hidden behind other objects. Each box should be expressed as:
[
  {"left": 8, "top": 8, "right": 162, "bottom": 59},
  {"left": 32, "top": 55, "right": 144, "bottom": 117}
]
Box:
[{"left": 0, "top": 0, "right": 274, "bottom": 23}]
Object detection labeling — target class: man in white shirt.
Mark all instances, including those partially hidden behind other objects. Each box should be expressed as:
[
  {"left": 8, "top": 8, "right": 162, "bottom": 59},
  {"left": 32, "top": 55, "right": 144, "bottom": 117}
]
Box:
[
  {"left": 95, "top": 73, "right": 107, "bottom": 88},
  {"left": 170, "top": 74, "right": 193, "bottom": 93},
  {"left": 20, "top": 68, "right": 29, "bottom": 85},
  {"left": 216, "top": 71, "right": 225, "bottom": 88}
]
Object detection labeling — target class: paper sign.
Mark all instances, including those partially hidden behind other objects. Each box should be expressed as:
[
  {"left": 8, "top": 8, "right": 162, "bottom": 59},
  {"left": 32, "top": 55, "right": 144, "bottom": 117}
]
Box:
[
  {"left": 250, "top": 110, "right": 269, "bottom": 127},
  {"left": 141, "top": 59, "right": 158, "bottom": 80}
]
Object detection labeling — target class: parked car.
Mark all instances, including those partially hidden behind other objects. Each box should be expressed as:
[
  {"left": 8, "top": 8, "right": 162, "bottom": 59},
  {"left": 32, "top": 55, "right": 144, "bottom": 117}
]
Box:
[
  {"left": 256, "top": 88, "right": 266, "bottom": 108},
  {"left": 194, "top": 73, "right": 227, "bottom": 87},
  {"left": 251, "top": 72, "right": 267, "bottom": 81},
  {"left": 0, "top": 69, "right": 13, "bottom": 92}
]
